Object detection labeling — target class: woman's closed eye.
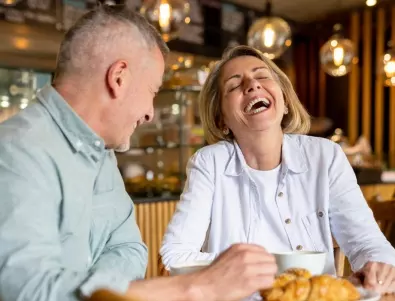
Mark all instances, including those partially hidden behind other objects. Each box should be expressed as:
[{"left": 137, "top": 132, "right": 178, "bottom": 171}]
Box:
[
  {"left": 228, "top": 84, "right": 240, "bottom": 92},
  {"left": 254, "top": 72, "right": 271, "bottom": 80}
]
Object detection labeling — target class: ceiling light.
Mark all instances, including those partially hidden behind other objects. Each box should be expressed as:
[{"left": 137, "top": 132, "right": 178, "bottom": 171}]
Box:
[
  {"left": 320, "top": 24, "right": 355, "bottom": 76},
  {"left": 247, "top": 0, "right": 292, "bottom": 59},
  {"left": 140, "top": 0, "right": 190, "bottom": 42},
  {"left": 366, "top": 0, "right": 377, "bottom": 6}
]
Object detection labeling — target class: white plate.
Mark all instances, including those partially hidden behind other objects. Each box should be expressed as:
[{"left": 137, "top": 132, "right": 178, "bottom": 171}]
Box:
[{"left": 357, "top": 286, "right": 381, "bottom": 301}]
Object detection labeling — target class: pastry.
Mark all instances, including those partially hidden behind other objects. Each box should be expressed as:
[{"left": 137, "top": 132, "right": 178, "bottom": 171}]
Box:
[
  {"left": 260, "top": 269, "right": 360, "bottom": 301},
  {"left": 284, "top": 268, "right": 312, "bottom": 279}
]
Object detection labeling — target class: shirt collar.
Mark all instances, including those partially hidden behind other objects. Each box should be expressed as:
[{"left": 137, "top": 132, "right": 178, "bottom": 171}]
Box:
[
  {"left": 36, "top": 84, "right": 105, "bottom": 156},
  {"left": 224, "top": 134, "right": 308, "bottom": 176}
]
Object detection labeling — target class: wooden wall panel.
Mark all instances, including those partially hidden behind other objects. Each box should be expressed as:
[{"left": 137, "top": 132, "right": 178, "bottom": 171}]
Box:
[
  {"left": 318, "top": 39, "right": 327, "bottom": 117},
  {"left": 390, "top": 6, "right": 395, "bottom": 168},
  {"left": 283, "top": 3, "right": 395, "bottom": 171},
  {"left": 374, "top": 8, "right": 385, "bottom": 160},
  {"left": 362, "top": 10, "right": 372, "bottom": 142},
  {"left": 348, "top": 12, "right": 360, "bottom": 144},
  {"left": 135, "top": 200, "right": 178, "bottom": 279},
  {"left": 308, "top": 40, "right": 317, "bottom": 115}
]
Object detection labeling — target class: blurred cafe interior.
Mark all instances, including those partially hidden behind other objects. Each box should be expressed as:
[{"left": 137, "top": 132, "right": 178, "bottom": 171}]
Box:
[{"left": 1, "top": 0, "right": 395, "bottom": 279}]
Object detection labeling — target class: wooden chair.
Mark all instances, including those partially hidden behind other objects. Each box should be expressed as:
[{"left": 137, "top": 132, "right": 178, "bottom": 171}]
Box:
[
  {"left": 333, "top": 237, "right": 346, "bottom": 277},
  {"left": 368, "top": 199, "right": 395, "bottom": 239},
  {"left": 158, "top": 254, "right": 170, "bottom": 276}
]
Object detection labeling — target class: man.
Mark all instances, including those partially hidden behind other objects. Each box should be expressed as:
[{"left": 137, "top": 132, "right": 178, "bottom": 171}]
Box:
[{"left": 0, "top": 4, "right": 276, "bottom": 301}]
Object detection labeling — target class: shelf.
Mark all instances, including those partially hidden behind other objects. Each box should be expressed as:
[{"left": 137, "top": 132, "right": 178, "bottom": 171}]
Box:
[
  {"left": 132, "top": 195, "right": 181, "bottom": 204},
  {"left": 159, "top": 86, "right": 202, "bottom": 92},
  {"left": 120, "top": 144, "right": 204, "bottom": 156}
]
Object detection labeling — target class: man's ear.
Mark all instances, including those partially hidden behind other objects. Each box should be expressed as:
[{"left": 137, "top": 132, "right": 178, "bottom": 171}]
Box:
[{"left": 106, "top": 60, "right": 128, "bottom": 98}]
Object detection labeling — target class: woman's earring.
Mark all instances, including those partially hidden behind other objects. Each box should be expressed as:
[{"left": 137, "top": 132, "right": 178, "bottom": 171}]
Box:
[
  {"left": 223, "top": 127, "right": 230, "bottom": 135},
  {"left": 284, "top": 106, "right": 289, "bottom": 115}
]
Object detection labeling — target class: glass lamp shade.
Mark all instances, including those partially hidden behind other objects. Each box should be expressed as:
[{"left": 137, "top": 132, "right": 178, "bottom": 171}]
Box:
[
  {"left": 320, "top": 33, "right": 355, "bottom": 77},
  {"left": 383, "top": 47, "right": 395, "bottom": 86},
  {"left": 247, "top": 16, "right": 292, "bottom": 59},
  {"left": 140, "top": 0, "right": 190, "bottom": 42}
]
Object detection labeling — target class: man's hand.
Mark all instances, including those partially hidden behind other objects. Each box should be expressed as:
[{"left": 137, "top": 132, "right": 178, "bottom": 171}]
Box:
[
  {"left": 125, "top": 243, "right": 277, "bottom": 301},
  {"left": 350, "top": 261, "right": 395, "bottom": 294},
  {"left": 192, "top": 243, "right": 277, "bottom": 301}
]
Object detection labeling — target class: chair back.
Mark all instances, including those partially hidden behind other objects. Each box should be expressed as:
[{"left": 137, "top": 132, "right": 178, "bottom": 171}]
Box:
[
  {"left": 158, "top": 254, "right": 170, "bottom": 276},
  {"left": 333, "top": 237, "right": 345, "bottom": 277},
  {"left": 368, "top": 199, "right": 395, "bottom": 239}
]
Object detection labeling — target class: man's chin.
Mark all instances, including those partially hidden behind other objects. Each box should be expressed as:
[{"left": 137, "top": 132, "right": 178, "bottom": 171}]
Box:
[{"left": 114, "top": 143, "right": 130, "bottom": 153}]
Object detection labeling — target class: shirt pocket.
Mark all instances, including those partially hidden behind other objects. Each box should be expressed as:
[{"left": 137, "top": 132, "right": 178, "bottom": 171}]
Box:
[
  {"left": 91, "top": 188, "right": 132, "bottom": 234},
  {"left": 92, "top": 189, "right": 117, "bottom": 230},
  {"left": 59, "top": 193, "right": 90, "bottom": 242},
  {"left": 302, "top": 211, "right": 327, "bottom": 252}
]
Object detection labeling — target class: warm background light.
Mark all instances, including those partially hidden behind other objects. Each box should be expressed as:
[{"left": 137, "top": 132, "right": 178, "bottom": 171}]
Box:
[
  {"left": 366, "top": 0, "right": 377, "bottom": 7},
  {"left": 158, "top": 2, "right": 172, "bottom": 32},
  {"left": 140, "top": 0, "right": 190, "bottom": 42}
]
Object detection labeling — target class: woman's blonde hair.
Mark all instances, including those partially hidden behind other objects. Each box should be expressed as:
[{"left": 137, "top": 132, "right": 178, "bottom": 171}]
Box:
[{"left": 199, "top": 45, "right": 311, "bottom": 145}]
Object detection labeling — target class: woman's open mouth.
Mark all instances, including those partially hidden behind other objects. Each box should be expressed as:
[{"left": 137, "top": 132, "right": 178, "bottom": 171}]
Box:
[{"left": 244, "top": 98, "right": 272, "bottom": 115}]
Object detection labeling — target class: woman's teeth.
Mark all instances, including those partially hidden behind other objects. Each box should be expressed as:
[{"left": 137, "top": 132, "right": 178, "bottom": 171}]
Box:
[
  {"left": 249, "top": 106, "right": 267, "bottom": 114},
  {"left": 244, "top": 98, "right": 271, "bottom": 114}
]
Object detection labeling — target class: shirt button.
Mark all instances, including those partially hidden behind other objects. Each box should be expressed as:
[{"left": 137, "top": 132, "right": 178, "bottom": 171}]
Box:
[
  {"left": 296, "top": 245, "right": 303, "bottom": 251},
  {"left": 278, "top": 192, "right": 284, "bottom": 197},
  {"left": 285, "top": 218, "right": 291, "bottom": 224},
  {"left": 75, "top": 140, "right": 83, "bottom": 149},
  {"left": 318, "top": 211, "right": 324, "bottom": 217},
  {"left": 94, "top": 140, "right": 101, "bottom": 147}
]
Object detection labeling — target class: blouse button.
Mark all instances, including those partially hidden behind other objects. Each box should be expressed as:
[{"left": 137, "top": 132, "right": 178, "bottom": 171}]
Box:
[
  {"left": 278, "top": 192, "right": 284, "bottom": 197},
  {"left": 296, "top": 245, "right": 303, "bottom": 251},
  {"left": 318, "top": 211, "right": 324, "bottom": 217},
  {"left": 285, "top": 218, "right": 291, "bottom": 224}
]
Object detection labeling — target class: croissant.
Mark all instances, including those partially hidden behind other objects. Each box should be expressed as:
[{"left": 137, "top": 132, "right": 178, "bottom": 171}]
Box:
[{"left": 261, "top": 268, "right": 360, "bottom": 301}]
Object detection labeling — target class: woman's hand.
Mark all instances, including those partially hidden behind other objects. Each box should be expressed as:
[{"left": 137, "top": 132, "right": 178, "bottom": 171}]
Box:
[{"left": 350, "top": 261, "right": 395, "bottom": 294}]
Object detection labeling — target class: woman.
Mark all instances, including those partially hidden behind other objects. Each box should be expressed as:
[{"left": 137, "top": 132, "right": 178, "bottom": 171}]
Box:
[{"left": 160, "top": 45, "right": 395, "bottom": 294}]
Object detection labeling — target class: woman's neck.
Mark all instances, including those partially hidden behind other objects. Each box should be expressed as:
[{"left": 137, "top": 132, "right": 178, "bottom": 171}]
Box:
[{"left": 236, "top": 128, "right": 283, "bottom": 171}]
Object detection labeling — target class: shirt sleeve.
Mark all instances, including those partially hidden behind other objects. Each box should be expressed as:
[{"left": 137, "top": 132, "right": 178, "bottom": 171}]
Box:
[
  {"left": 80, "top": 191, "right": 148, "bottom": 297},
  {"left": 160, "top": 150, "right": 217, "bottom": 270},
  {"left": 328, "top": 143, "right": 395, "bottom": 272},
  {"left": 0, "top": 143, "right": 145, "bottom": 301}
]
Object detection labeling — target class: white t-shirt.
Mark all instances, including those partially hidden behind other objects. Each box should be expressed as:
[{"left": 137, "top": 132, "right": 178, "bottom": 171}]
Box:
[{"left": 247, "top": 164, "right": 291, "bottom": 252}]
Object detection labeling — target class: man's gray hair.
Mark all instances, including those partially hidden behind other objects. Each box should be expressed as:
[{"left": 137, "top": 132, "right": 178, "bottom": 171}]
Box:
[{"left": 54, "top": 4, "right": 169, "bottom": 79}]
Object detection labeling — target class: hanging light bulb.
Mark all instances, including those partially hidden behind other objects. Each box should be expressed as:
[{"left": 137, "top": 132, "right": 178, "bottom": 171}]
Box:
[
  {"left": 140, "top": 0, "right": 190, "bottom": 42},
  {"left": 366, "top": 0, "right": 377, "bottom": 6},
  {"left": 247, "top": 0, "right": 292, "bottom": 59},
  {"left": 320, "top": 24, "right": 355, "bottom": 77},
  {"left": 382, "top": 41, "right": 395, "bottom": 86}
]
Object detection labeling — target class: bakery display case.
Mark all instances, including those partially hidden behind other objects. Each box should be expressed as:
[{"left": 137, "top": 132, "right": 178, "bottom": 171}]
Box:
[
  {"left": 118, "top": 85, "right": 205, "bottom": 199},
  {"left": 0, "top": 67, "right": 51, "bottom": 123},
  {"left": 117, "top": 57, "right": 211, "bottom": 200}
]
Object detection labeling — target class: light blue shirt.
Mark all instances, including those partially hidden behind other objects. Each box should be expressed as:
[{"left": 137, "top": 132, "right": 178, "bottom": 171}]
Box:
[
  {"left": 161, "top": 134, "right": 395, "bottom": 275},
  {"left": 0, "top": 85, "right": 147, "bottom": 301}
]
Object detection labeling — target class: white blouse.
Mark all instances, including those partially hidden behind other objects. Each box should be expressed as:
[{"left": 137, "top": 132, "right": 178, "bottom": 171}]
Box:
[{"left": 160, "top": 134, "right": 395, "bottom": 275}]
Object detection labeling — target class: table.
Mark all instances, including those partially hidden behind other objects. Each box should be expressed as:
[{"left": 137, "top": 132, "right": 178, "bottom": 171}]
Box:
[{"left": 88, "top": 289, "right": 395, "bottom": 301}]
